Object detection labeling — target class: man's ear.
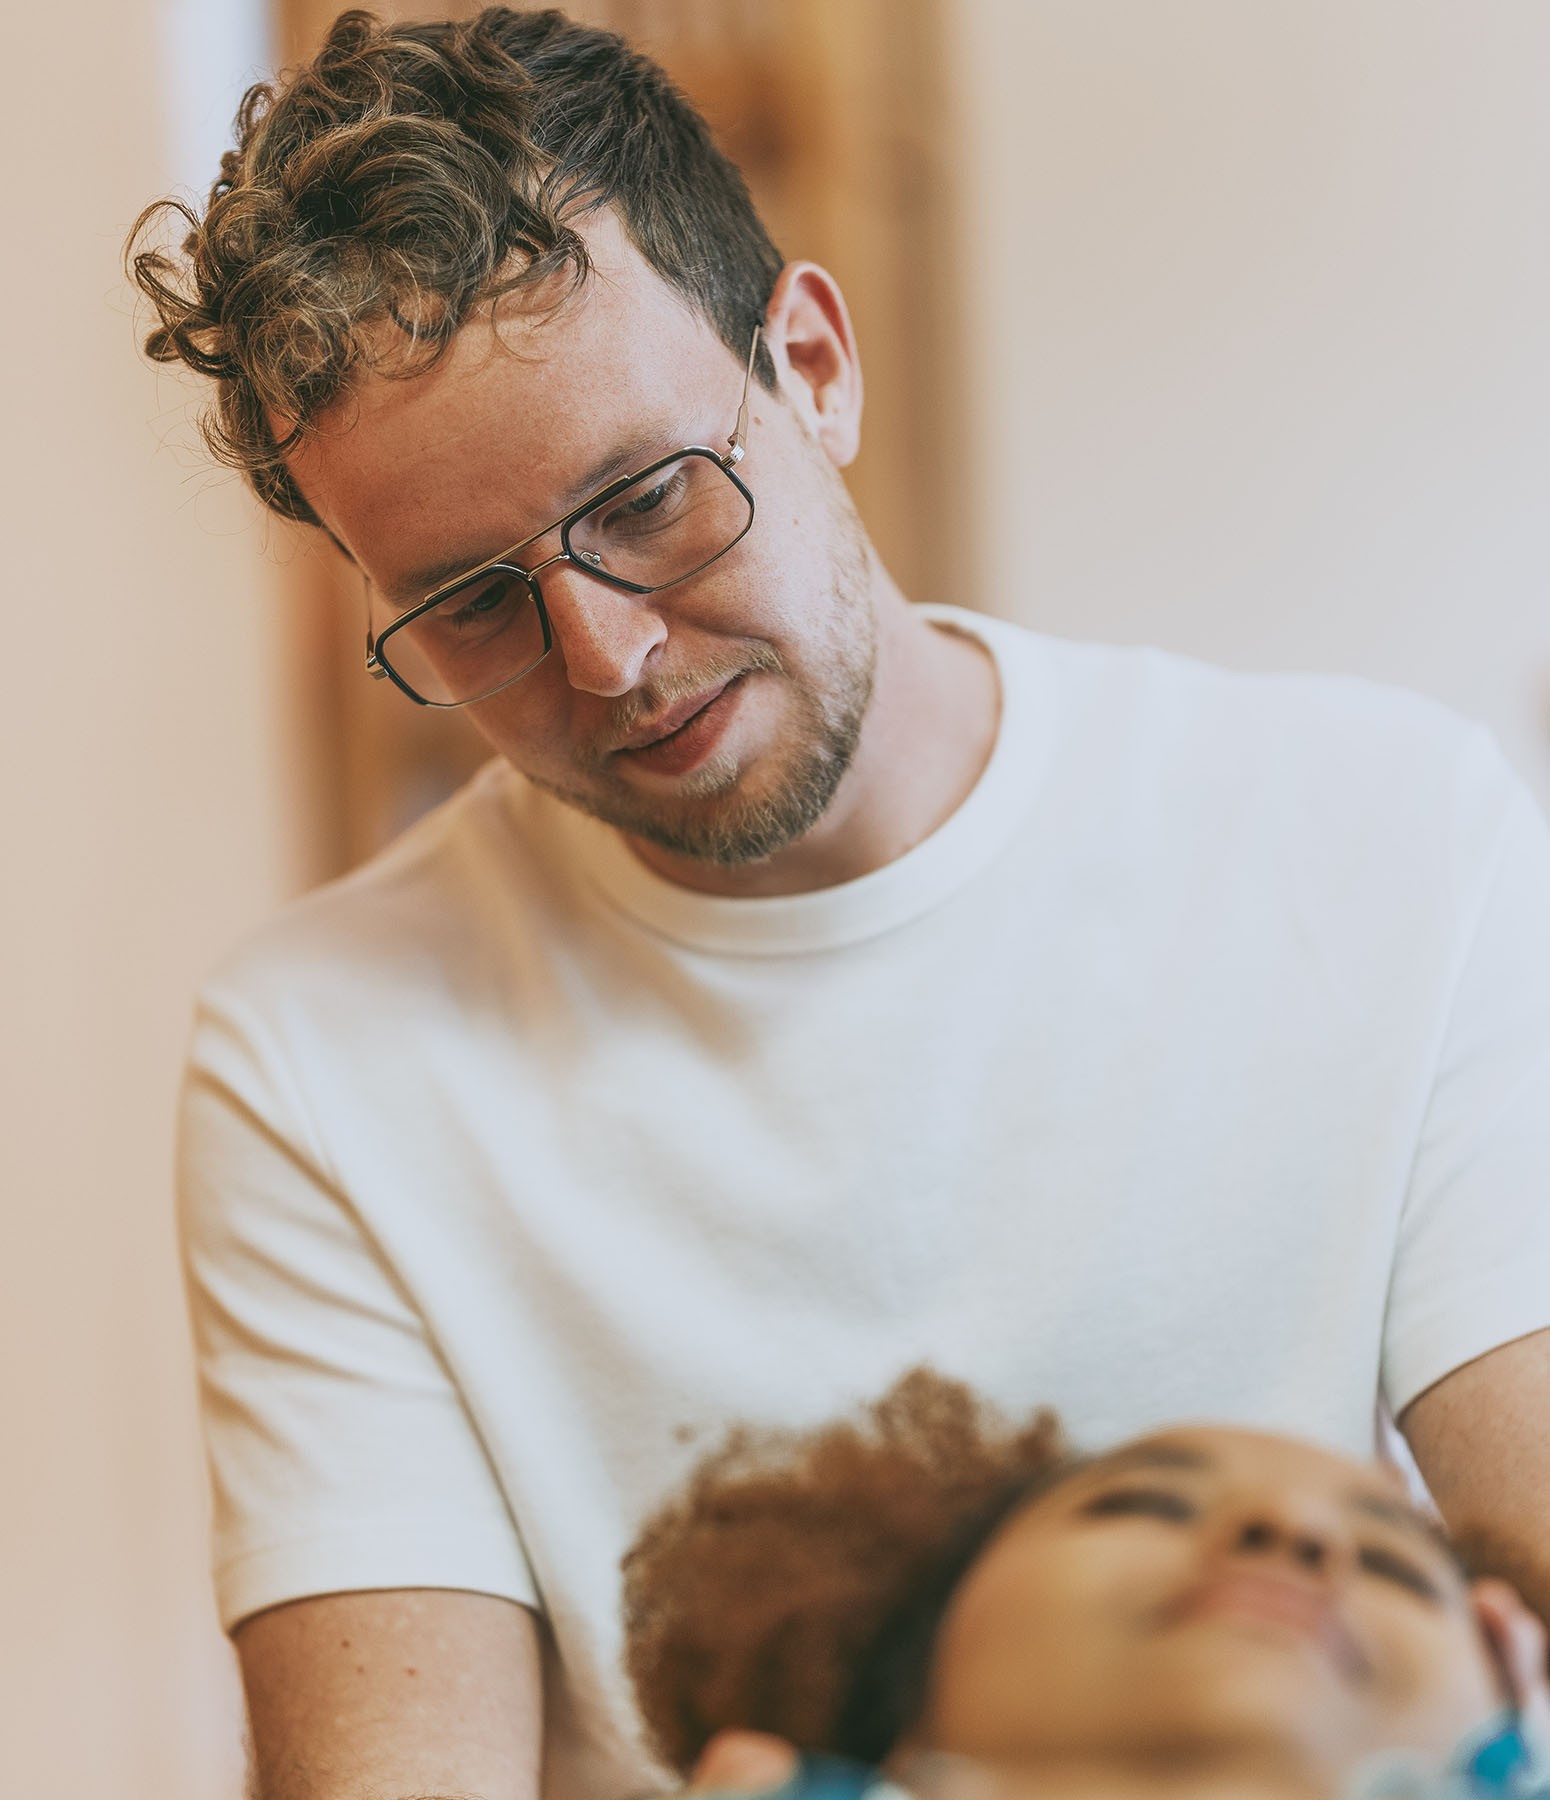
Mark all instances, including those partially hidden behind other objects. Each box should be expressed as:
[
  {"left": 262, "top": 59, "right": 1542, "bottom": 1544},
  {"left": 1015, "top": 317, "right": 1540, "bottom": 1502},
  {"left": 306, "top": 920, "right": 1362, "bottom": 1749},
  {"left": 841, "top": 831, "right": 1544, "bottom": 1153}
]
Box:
[{"left": 761, "top": 261, "right": 863, "bottom": 469}]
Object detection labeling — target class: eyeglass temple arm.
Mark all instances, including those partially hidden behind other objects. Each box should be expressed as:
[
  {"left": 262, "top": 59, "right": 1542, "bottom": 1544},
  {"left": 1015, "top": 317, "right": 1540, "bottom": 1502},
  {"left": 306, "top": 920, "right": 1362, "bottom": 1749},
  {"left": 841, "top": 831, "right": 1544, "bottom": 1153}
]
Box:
[
  {"left": 362, "top": 574, "right": 389, "bottom": 680},
  {"left": 726, "top": 325, "right": 762, "bottom": 466}
]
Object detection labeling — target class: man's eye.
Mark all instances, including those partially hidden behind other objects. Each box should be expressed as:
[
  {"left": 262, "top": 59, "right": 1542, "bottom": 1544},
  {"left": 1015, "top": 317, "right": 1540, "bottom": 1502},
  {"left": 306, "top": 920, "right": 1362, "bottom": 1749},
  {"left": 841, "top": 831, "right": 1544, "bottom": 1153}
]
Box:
[
  {"left": 600, "top": 467, "right": 691, "bottom": 532},
  {"left": 1082, "top": 1487, "right": 1196, "bottom": 1521},
  {"left": 1358, "top": 1546, "right": 1441, "bottom": 1601},
  {"left": 444, "top": 577, "right": 521, "bottom": 630},
  {"left": 620, "top": 480, "right": 673, "bottom": 517},
  {"left": 454, "top": 589, "right": 507, "bottom": 623}
]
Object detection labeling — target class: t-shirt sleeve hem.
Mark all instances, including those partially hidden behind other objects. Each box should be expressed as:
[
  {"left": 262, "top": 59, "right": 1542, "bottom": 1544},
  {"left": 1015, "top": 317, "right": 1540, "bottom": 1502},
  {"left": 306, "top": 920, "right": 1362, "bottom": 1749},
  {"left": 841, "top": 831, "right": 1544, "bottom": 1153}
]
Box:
[
  {"left": 1384, "top": 1280, "right": 1550, "bottom": 1420},
  {"left": 213, "top": 1519, "right": 541, "bottom": 1633}
]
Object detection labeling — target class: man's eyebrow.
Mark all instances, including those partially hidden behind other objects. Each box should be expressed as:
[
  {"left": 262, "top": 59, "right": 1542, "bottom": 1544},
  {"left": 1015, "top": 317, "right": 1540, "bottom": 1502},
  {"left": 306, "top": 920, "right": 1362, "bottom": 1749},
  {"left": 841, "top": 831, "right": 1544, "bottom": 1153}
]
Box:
[{"left": 389, "top": 428, "right": 676, "bottom": 603}]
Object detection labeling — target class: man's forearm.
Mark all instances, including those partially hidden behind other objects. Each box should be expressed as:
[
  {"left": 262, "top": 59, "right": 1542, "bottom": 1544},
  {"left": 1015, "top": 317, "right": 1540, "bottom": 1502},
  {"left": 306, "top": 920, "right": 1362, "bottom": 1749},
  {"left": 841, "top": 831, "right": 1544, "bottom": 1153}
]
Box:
[{"left": 236, "top": 1589, "right": 542, "bottom": 1800}]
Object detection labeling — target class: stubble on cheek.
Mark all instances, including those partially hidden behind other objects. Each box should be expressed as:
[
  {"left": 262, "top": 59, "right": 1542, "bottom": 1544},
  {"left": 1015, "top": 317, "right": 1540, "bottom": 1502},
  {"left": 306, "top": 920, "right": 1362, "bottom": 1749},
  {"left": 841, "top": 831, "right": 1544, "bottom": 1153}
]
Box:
[{"left": 517, "top": 451, "right": 878, "bottom": 864}]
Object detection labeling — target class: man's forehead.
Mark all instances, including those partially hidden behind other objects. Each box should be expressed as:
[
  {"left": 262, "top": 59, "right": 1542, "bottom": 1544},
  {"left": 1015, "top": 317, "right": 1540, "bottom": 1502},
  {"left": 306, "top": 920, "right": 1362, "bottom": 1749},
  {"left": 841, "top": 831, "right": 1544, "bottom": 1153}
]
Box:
[
  {"left": 285, "top": 211, "right": 729, "bottom": 584},
  {"left": 307, "top": 215, "right": 703, "bottom": 450}
]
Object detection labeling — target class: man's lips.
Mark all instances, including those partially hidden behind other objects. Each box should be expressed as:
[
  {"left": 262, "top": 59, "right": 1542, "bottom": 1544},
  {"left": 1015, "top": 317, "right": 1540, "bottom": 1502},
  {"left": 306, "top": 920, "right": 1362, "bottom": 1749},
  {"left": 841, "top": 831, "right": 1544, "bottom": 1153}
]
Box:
[
  {"left": 1164, "top": 1571, "right": 1373, "bottom": 1680},
  {"left": 614, "top": 678, "right": 735, "bottom": 752},
  {"left": 606, "top": 674, "right": 752, "bottom": 780}
]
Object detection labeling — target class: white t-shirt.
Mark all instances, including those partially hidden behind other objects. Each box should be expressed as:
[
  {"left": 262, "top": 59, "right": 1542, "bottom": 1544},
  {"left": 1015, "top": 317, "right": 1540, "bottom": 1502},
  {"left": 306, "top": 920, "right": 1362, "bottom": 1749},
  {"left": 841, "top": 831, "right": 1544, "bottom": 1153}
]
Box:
[{"left": 179, "top": 607, "right": 1550, "bottom": 1799}]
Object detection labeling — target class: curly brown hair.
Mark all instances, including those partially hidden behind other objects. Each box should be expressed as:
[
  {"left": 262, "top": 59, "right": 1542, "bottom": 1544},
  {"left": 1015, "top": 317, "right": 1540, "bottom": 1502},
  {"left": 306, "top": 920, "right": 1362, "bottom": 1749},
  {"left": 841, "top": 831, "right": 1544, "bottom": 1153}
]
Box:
[
  {"left": 620, "top": 1369, "right": 1076, "bottom": 1776},
  {"left": 127, "top": 8, "right": 783, "bottom": 527}
]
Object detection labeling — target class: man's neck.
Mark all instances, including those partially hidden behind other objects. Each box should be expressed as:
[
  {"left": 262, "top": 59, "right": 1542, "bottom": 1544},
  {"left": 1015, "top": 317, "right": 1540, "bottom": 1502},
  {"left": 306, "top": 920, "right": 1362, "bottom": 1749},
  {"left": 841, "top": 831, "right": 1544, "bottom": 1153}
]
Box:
[{"left": 626, "top": 582, "right": 1001, "bottom": 899}]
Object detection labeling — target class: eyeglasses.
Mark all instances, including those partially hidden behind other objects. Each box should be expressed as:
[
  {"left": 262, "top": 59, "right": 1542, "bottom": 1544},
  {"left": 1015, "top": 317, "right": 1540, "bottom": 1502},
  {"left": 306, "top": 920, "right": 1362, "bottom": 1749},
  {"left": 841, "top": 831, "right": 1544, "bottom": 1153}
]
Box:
[{"left": 365, "top": 327, "right": 762, "bottom": 708}]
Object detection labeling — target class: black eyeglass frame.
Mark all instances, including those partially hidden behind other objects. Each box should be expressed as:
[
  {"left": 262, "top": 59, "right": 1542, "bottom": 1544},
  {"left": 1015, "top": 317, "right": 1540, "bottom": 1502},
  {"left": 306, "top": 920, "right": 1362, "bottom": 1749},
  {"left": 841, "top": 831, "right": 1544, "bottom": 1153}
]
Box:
[{"left": 364, "top": 326, "right": 762, "bottom": 708}]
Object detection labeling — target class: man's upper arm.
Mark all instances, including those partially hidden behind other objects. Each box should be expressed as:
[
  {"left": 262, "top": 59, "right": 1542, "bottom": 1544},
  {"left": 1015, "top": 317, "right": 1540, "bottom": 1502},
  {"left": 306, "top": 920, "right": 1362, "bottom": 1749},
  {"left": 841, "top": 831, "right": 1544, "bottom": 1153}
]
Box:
[
  {"left": 1379, "top": 745, "right": 1550, "bottom": 1424},
  {"left": 1401, "top": 1327, "right": 1550, "bottom": 1624},
  {"left": 1383, "top": 745, "right": 1550, "bottom": 1619},
  {"left": 235, "top": 1588, "right": 543, "bottom": 1800},
  {"left": 179, "top": 989, "right": 540, "bottom": 1647}
]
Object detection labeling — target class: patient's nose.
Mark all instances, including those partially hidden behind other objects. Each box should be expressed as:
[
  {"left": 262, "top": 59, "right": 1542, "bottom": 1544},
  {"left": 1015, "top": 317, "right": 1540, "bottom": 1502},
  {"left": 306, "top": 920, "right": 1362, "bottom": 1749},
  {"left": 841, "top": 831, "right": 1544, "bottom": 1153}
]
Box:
[
  {"left": 1209, "top": 1475, "right": 1354, "bottom": 1581},
  {"left": 1232, "top": 1514, "right": 1333, "bottom": 1572}
]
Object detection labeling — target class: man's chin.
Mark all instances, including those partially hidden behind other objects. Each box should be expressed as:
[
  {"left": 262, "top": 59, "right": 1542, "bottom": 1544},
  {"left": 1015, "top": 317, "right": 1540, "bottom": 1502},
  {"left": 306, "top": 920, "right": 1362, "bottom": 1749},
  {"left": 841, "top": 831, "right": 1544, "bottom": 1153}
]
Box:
[
  {"left": 527, "top": 736, "right": 856, "bottom": 869},
  {"left": 520, "top": 572, "right": 876, "bottom": 870}
]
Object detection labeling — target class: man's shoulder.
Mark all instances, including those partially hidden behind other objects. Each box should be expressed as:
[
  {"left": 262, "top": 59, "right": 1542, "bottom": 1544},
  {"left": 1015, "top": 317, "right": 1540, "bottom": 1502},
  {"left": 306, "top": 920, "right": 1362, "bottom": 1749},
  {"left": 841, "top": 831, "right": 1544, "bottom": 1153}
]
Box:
[
  {"left": 982, "top": 613, "right": 1509, "bottom": 810},
  {"left": 1128, "top": 639, "right": 1510, "bottom": 839},
  {"left": 966, "top": 613, "right": 1526, "bottom": 908},
  {"left": 198, "top": 757, "right": 573, "bottom": 1023},
  {"left": 985, "top": 611, "right": 1473, "bottom": 747}
]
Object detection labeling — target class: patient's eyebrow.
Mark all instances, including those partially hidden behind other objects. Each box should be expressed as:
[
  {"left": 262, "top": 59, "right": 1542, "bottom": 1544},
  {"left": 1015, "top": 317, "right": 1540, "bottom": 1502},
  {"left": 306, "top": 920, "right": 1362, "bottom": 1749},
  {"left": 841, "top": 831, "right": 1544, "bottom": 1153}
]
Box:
[{"left": 1345, "top": 1488, "right": 1456, "bottom": 1558}]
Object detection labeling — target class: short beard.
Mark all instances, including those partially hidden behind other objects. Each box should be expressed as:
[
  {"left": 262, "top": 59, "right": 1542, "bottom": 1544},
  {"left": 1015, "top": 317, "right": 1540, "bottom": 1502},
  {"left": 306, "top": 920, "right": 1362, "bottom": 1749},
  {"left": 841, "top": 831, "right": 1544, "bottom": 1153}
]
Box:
[
  {"left": 614, "top": 660, "right": 869, "bottom": 866},
  {"left": 529, "top": 495, "right": 877, "bottom": 867}
]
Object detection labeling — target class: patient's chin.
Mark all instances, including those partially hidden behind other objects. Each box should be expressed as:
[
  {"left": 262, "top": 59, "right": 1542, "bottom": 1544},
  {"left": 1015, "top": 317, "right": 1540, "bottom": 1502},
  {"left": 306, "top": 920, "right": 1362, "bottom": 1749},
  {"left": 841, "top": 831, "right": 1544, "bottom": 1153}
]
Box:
[{"left": 946, "top": 1642, "right": 1355, "bottom": 1748}]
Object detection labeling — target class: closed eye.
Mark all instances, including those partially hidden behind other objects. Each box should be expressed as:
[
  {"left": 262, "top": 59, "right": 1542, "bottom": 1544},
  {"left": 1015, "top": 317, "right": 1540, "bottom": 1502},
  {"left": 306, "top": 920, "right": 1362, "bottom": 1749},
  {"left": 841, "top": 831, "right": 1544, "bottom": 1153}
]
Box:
[
  {"left": 1357, "top": 1545, "right": 1441, "bottom": 1601},
  {"left": 1082, "top": 1486, "right": 1197, "bottom": 1522}
]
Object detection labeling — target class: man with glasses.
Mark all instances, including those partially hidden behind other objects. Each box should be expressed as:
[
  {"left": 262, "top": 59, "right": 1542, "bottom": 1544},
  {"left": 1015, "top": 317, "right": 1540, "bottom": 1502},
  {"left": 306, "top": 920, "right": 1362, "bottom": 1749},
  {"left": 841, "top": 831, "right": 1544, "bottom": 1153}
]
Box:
[{"left": 134, "top": 10, "right": 1550, "bottom": 1800}]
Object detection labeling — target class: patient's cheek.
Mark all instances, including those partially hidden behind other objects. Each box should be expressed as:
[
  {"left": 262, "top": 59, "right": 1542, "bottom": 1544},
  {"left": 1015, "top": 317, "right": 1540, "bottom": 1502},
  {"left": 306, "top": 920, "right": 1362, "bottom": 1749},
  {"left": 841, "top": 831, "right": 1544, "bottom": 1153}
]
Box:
[
  {"left": 1359, "top": 1607, "right": 1503, "bottom": 1756},
  {"left": 914, "top": 1553, "right": 1077, "bottom": 1756}
]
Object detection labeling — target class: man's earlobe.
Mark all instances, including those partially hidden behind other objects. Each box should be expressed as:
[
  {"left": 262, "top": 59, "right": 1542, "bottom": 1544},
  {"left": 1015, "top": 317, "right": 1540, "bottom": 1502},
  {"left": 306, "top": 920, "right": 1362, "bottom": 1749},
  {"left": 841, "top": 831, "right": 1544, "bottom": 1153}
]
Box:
[{"left": 763, "top": 262, "right": 863, "bottom": 468}]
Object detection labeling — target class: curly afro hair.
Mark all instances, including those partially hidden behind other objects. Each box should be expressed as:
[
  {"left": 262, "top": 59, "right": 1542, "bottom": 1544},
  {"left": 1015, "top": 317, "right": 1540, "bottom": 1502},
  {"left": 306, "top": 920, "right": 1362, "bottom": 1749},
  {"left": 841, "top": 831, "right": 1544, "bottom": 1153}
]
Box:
[{"left": 620, "top": 1368, "right": 1079, "bottom": 1776}]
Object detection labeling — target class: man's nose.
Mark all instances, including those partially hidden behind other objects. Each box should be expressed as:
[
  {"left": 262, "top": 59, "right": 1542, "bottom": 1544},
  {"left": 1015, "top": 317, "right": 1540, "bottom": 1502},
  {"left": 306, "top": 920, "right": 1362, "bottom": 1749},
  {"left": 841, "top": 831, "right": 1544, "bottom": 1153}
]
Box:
[{"left": 537, "top": 557, "right": 669, "bottom": 698}]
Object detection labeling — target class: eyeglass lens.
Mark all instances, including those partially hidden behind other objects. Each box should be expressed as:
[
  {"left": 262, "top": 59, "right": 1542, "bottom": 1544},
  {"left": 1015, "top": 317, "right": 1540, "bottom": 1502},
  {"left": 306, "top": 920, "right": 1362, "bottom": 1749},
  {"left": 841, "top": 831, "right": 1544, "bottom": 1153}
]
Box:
[
  {"left": 564, "top": 451, "right": 750, "bottom": 586},
  {"left": 381, "top": 566, "right": 548, "bottom": 708},
  {"left": 379, "top": 450, "right": 753, "bottom": 706}
]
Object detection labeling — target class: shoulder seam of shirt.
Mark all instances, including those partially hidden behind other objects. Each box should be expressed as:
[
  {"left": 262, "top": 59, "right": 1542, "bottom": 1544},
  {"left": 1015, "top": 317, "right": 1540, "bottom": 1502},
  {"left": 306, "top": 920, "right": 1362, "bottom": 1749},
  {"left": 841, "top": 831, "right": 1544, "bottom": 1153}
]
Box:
[{"left": 1393, "top": 729, "right": 1539, "bottom": 1231}]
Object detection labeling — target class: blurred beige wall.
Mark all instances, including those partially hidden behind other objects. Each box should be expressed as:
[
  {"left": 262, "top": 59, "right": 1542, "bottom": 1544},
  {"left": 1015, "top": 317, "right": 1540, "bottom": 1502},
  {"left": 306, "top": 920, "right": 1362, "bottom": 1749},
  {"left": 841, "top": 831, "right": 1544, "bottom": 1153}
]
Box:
[
  {"left": 1, "top": 0, "right": 297, "bottom": 1794},
  {"left": 947, "top": 0, "right": 1550, "bottom": 807}
]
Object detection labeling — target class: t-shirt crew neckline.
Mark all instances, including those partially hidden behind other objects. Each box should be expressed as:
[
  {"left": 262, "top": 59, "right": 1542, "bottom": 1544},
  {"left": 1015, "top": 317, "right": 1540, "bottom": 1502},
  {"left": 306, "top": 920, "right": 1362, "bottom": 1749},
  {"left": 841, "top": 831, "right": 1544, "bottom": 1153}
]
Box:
[{"left": 544, "top": 604, "right": 1049, "bottom": 957}]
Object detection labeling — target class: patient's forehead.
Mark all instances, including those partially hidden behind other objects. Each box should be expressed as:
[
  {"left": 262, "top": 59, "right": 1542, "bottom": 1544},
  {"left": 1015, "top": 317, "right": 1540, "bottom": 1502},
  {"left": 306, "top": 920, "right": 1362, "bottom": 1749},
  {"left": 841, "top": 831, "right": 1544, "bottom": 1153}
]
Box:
[{"left": 1081, "top": 1422, "right": 1414, "bottom": 1498}]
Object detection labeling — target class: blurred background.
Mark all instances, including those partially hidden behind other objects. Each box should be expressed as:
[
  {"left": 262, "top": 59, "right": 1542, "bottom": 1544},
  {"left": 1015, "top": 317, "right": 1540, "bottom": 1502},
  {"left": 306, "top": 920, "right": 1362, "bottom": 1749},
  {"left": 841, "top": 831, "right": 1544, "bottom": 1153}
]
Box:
[{"left": 4, "top": 1, "right": 1548, "bottom": 1793}]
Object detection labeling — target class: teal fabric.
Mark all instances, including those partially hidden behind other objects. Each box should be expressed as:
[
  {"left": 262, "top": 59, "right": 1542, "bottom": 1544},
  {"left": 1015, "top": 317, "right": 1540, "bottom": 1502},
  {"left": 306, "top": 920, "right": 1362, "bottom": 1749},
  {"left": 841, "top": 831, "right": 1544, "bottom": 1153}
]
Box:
[
  {"left": 1349, "top": 1713, "right": 1545, "bottom": 1800},
  {"left": 1458, "top": 1713, "right": 1538, "bottom": 1797},
  {"left": 698, "top": 1724, "right": 1545, "bottom": 1800},
  {"left": 773, "top": 1754, "right": 883, "bottom": 1799}
]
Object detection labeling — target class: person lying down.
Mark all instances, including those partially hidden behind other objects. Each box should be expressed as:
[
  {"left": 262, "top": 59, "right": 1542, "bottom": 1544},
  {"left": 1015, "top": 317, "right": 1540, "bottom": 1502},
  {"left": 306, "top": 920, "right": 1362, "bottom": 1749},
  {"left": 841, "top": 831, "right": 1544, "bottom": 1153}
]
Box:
[{"left": 621, "top": 1370, "right": 1550, "bottom": 1800}]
